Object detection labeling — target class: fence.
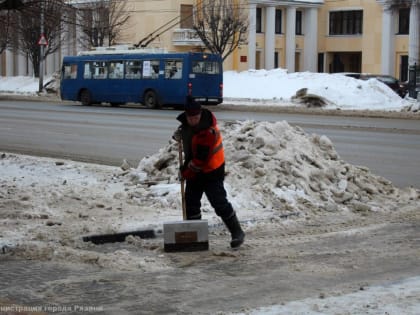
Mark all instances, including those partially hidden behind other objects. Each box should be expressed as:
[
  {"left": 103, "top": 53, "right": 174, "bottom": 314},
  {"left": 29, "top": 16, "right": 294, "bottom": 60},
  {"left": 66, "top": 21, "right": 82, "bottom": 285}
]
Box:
[{"left": 408, "top": 64, "right": 420, "bottom": 99}]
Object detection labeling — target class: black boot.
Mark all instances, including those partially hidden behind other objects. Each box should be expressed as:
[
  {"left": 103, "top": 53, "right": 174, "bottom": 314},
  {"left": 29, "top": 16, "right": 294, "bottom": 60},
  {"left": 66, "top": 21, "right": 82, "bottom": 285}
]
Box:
[{"left": 222, "top": 213, "right": 245, "bottom": 248}]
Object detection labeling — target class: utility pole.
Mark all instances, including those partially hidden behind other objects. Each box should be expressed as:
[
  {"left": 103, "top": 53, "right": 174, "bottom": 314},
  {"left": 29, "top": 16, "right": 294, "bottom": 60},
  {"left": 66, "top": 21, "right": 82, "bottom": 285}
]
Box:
[{"left": 38, "top": 0, "right": 45, "bottom": 93}]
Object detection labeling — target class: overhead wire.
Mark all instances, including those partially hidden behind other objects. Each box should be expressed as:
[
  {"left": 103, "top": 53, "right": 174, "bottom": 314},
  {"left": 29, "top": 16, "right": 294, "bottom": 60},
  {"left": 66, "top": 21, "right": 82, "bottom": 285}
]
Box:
[
  {"left": 134, "top": 0, "right": 250, "bottom": 48},
  {"left": 4, "top": 0, "right": 252, "bottom": 48}
]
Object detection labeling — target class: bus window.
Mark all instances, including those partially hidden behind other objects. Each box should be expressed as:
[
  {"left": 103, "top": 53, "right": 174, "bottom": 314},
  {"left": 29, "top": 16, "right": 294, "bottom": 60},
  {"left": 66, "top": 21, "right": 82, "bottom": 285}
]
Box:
[
  {"left": 192, "top": 61, "right": 202, "bottom": 73},
  {"left": 143, "top": 60, "right": 159, "bottom": 79},
  {"left": 192, "top": 61, "right": 220, "bottom": 74},
  {"left": 92, "top": 61, "right": 108, "bottom": 79},
  {"left": 109, "top": 60, "right": 124, "bottom": 79},
  {"left": 63, "top": 64, "right": 77, "bottom": 79},
  {"left": 165, "top": 60, "right": 183, "bottom": 79},
  {"left": 125, "top": 60, "right": 142, "bottom": 79},
  {"left": 84, "top": 63, "right": 92, "bottom": 79}
]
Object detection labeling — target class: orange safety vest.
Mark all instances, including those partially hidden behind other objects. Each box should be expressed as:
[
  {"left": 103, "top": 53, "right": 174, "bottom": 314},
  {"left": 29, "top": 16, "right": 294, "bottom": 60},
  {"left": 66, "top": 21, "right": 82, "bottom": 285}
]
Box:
[{"left": 190, "top": 125, "right": 224, "bottom": 173}]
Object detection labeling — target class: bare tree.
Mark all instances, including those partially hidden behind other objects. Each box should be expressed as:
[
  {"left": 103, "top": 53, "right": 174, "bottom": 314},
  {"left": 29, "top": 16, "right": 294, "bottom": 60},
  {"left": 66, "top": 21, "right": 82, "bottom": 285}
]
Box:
[
  {"left": 193, "top": 0, "right": 248, "bottom": 61},
  {"left": 0, "top": 10, "right": 12, "bottom": 54},
  {"left": 0, "top": 0, "right": 25, "bottom": 54},
  {"left": 13, "top": 0, "right": 68, "bottom": 77},
  {"left": 77, "top": 0, "right": 130, "bottom": 48}
]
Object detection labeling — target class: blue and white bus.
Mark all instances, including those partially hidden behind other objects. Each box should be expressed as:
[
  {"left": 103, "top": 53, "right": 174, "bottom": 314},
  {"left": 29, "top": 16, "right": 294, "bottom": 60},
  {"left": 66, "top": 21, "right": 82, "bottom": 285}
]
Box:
[{"left": 60, "top": 48, "right": 223, "bottom": 108}]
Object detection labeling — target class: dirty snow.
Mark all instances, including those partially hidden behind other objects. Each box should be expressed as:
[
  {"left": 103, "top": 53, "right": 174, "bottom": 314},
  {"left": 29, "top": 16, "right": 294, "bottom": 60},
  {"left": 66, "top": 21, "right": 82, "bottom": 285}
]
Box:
[{"left": 1, "top": 119, "right": 419, "bottom": 313}]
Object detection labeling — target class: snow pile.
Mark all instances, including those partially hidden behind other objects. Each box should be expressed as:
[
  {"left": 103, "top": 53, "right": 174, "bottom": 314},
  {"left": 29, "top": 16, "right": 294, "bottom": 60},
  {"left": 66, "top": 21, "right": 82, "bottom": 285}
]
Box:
[
  {"left": 129, "top": 120, "right": 419, "bottom": 220},
  {"left": 0, "top": 154, "right": 172, "bottom": 272},
  {"left": 1, "top": 121, "right": 419, "bottom": 271},
  {"left": 0, "top": 76, "right": 42, "bottom": 94},
  {"left": 223, "top": 70, "right": 415, "bottom": 111}
]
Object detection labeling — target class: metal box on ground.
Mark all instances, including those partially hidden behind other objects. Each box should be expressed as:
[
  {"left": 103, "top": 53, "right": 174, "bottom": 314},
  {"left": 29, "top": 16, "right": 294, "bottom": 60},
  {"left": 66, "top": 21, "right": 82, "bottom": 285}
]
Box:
[{"left": 163, "top": 220, "right": 209, "bottom": 252}]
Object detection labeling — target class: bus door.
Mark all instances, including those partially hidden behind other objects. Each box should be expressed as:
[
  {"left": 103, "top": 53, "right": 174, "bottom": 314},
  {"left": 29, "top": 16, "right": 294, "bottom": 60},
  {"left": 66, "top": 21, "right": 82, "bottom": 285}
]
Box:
[
  {"left": 141, "top": 60, "right": 163, "bottom": 106},
  {"left": 83, "top": 61, "right": 110, "bottom": 102},
  {"left": 124, "top": 60, "right": 143, "bottom": 102},
  {"left": 162, "top": 59, "right": 186, "bottom": 105},
  {"left": 61, "top": 62, "right": 79, "bottom": 101},
  {"left": 107, "top": 60, "right": 126, "bottom": 102}
]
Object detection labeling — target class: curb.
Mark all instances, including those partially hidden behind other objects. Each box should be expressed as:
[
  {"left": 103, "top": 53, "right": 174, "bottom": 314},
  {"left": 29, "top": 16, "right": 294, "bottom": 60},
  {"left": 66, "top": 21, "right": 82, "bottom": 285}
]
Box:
[{"left": 1, "top": 93, "right": 419, "bottom": 119}]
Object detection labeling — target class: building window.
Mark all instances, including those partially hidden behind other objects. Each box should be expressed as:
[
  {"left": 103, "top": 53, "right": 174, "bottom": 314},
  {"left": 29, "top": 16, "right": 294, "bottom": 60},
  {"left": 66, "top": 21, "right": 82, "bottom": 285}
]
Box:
[
  {"left": 180, "top": 4, "right": 193, "bottom": 29},
  {"left": 318, "top": 53, "right": 324, "bottom": 73},
  {"left": 256, "top": 7, "right": 262, "bottom": 33},
  {"left": 329, "top": 10, "right": 363, "bottom": 35},
  {"left": 398, "top": 8, "right": 409, "bottom": 34},
  {"left": 400, "top": 55, "right": 408, "bottom": 81},
  {"left": 296, "top": 10, "right": 302, "bottom": 35},
  {"left": 275, "top": 9, "right": 282, "bottom": 34}
]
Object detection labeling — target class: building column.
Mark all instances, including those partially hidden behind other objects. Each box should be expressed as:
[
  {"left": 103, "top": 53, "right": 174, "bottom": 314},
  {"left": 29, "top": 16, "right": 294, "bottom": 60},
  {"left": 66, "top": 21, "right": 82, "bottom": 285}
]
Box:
[
  {"left": 303, "top": 7, "right": 318, "bottom": 72},
  {"left": 286, "top": 6, "right": 296, "bottom": 72},
  {"left": 381, "top": 5, "right": 395, "bottom": 74},
  {"left": 265, "top": 6, "right": 275, "bottom": 70},
  {"left": 248, "top": 3, "right": 257, "bottom": 70},
  {"left": 408, "top": 1, "right": 419, "bottom": 66},
  {"left": 5, "top": 50, "right": 14, "bottom": 76},
  {"left": 17, "top": 53, "right": 27, "bottom": 76}
]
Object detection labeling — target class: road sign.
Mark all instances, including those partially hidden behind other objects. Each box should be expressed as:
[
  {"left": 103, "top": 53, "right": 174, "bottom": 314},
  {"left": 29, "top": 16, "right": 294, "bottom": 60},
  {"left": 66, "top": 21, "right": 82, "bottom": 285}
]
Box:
[{"left": 37, "top": 34, "right": 48, "bottom": 46}]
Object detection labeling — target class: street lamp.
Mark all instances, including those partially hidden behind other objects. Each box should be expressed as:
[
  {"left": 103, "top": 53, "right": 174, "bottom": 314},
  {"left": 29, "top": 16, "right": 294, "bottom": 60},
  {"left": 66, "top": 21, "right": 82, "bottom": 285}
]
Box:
[{"left": 38, "top": 0, "right": 46, "bottom": 93}]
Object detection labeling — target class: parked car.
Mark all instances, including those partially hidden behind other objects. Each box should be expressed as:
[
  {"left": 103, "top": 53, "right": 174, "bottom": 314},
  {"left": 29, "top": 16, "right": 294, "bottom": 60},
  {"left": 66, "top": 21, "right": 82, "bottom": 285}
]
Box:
[
  {"left": 341, "top": 73, "right": 408, "bottom": 98},
  {"left": 360, "top": 74, "right": 408, "bottom": 98},
  {"left": 340, "top": 72, "right": 408, "bottom": 98},
  {"left": 340, "top": 72, "right": 362, "bottom": 79}
]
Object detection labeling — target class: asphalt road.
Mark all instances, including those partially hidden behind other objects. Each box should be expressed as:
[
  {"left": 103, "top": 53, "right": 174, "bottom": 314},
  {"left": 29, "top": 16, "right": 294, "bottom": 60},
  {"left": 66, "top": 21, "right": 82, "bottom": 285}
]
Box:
[{"left": 0, "top": 100, "right": 419, "bottom": 188}]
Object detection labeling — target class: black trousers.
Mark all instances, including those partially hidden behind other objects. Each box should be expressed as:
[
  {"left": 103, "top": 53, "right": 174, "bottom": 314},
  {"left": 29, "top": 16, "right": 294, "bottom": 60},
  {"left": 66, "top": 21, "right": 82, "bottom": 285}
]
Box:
[{"left": 185, "top": 176, "right": 234, "bottom": 220}]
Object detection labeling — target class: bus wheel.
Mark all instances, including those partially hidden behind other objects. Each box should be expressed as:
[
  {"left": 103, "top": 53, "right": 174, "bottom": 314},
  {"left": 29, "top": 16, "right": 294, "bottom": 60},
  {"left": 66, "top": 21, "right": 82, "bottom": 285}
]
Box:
[
  {"left": 144, "top": 90, "right": 161, "bottom": 109},
  {"left": 80, "top": 89, "right": 92, "bottom": 106}
]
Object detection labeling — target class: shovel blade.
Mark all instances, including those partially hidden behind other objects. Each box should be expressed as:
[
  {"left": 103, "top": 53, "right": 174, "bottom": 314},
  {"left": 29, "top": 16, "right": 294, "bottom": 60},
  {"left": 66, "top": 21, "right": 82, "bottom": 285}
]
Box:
[{"left": 163, "top": 220, "right": 209, "bottom": 252}]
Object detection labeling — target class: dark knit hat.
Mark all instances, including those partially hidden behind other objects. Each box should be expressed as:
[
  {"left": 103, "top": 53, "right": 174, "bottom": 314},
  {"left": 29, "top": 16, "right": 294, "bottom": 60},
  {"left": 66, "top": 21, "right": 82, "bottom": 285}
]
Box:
[{"left": 185, "top": 97, "right": 202, "bottom": 116}]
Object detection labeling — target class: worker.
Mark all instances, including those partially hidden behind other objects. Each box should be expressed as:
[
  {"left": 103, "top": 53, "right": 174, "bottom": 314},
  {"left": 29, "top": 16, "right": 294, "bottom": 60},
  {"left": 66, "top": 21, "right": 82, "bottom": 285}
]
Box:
[{"left": 172, "top": 97, "right": 245, "bottom": 248}]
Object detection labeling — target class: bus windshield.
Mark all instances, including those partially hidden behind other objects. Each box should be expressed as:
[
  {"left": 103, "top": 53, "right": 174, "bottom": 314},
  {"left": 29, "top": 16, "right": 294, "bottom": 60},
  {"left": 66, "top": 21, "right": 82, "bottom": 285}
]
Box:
[{"left": 192, "top": 61, "right": 221, "bottom": 74}]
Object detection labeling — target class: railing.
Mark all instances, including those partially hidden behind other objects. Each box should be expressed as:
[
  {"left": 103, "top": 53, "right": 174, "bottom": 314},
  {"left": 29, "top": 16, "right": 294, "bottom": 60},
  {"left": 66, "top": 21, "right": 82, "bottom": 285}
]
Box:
[
  {"left": 408, "top": 63, "right": 420, "bottom": 99},
  {"left": 172, "top": 29, "right": 205, "bottom": 47}
]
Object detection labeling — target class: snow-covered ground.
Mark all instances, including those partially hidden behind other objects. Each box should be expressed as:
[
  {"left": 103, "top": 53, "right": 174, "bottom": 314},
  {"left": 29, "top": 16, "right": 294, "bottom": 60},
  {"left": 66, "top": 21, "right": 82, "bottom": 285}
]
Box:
[
  {"left": 1, "top": 121, "right": 419, "bottom": 314},
  {"left": 1, "top": 72, "right": 420, "bottom": 313}
]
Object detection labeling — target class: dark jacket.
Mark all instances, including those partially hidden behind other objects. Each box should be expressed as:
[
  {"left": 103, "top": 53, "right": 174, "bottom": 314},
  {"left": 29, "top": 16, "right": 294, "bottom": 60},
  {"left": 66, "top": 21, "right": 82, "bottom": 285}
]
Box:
[{"left": 176, "top": 108, "right": 225, "bottom": 180}]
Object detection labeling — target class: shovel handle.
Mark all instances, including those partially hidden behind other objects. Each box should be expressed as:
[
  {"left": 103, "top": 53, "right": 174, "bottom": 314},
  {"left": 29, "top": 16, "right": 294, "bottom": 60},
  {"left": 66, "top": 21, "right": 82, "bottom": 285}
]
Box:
[{"left": 178, "top": 140, "right": 187, "bottom": 220}]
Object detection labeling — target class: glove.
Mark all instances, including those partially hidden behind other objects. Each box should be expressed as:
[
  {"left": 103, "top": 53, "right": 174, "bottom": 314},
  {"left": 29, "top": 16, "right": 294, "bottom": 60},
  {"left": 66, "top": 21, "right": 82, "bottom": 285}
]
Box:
[
  {"left": 172, "top": 128, "right": 182, "bottom": 142},
  {"left": 180, "top": 165, "right": 197, "bottom": 181}
]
